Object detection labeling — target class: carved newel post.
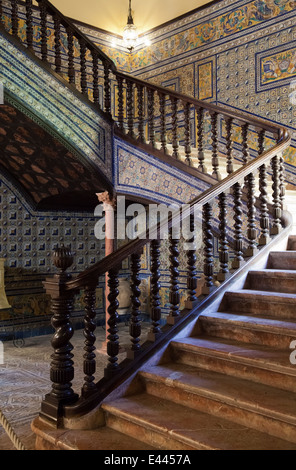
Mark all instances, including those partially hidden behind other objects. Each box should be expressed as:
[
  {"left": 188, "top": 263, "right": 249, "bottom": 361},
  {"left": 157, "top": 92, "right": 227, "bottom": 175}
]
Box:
[{"left": 41, "top": 245, "right": 78, "bottom": 424}]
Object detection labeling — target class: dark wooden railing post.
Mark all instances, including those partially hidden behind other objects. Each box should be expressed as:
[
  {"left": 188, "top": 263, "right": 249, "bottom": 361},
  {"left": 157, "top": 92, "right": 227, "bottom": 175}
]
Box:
[
  {"left": 11, "top": 0, "right": 19, "bottom": 37},
  {"left": 137, "top": 83, "right": 145, "bottom": 143},
  {"left": 39, "top": 0, "right": 48, "bottom": 62},
  {"left": 82, "top": 283, "right": 97, "bottom": 398},
  {"left": 202, "top": 203, "right": 214, "bottom": 295},
  {"left": 104, "top": 268, "right": 120, "bottom": 379},
  {"left": 232, "top": 182, "right": 244, "bottom": 269},
  {"left": 54, "top": 15, "right": 62, "bottom": 74},
  {"left": 271, "top": 155, "right": 282, "bottom": 235},
  {"left": 116, "top": 75, "right": 125, "bottom": 133},
  {"left": 225, "top": 117, "right": 234, "bottom": 174},
  {"left": 148, "top": 88, "right": 156, "bottom": 148},
  {"left": 148, "top": 239, "right": 162, "bottom": 342},
  {"left": 217, "top": 192, "right": 229, "bottom": 282},
  {"left": 183, "top": 101, "right": 192, "bottom": 166},
  {"left": 245, "top": 171, "right": 258, "bottom": 257},
  {"left": 128, "top": 251, "right": 142, "bottom": 359},
  {"left": 258, "top": 130, "right": 271, "bottom": 246},
  {"left": 185, "top": 212, "right": 198, "bottom": 308},
  {"left": 25, "top": 0, "right": 34, "bottom": 49},
  {"left": 92, "top": 49, "right": 100, "bottom": 107},
  {"left": 196, "top": 106, "right": 206, "bottom": 173},
  {"left": 0, "top": 1, "right": 3, "bottom": 25},
  {"left": 126, "top": 79, "right": 135, "bottom": 138},
  {"left": 210, "top": 111, "right": 221, "bottom": 180},
  {"left": 171, "top": 97, "right": 180, "bottom": 160},
  {"left": 167, "top": 228, "right": 180, "bottom": 325},
  {"left": 66, "top": 27, "right": 75, "bottom": 85},
  {"left": 103, "top": 62, "right": 112, "bottom": 118},
  {"left": 41, "top": 246, "right": 78, "bottom": 423},
  {"left": 158, "top": 91, "right": 167, "bottom": 153},
  {"left": 79, "top": 38, "right": 88, "bottom": 96}
]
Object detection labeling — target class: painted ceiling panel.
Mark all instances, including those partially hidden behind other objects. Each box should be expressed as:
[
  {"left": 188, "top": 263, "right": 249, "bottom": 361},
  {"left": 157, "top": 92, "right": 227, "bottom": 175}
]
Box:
[{"left": 49, "top": 0, "right": 213, "bottom": 35}]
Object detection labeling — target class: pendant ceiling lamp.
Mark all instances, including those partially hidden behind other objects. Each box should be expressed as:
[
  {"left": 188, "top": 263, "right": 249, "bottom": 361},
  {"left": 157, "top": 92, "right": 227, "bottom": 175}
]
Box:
[{"left": 123, "top": 0, "right": 138, "bottom": 52}]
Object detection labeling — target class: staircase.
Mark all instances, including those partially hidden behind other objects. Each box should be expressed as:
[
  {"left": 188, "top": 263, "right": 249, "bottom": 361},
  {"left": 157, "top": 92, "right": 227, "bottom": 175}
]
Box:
[{"left": 33, "top": 235, "right": 296, "bottom": 450}]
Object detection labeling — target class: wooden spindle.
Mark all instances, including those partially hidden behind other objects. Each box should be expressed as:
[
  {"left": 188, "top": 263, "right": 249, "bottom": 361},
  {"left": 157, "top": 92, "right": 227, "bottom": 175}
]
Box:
[
  {"left": 104, "top": 268, "right": 120, "bottom": 379},
  {"left": 137, "top": 83, "right": 145, "bottom": 143},
  {"left": 185, "top": 212, "right": 198, "bottom": 308},
  {"left": 158, "top": 91, "right": 167, "bottom": 153},
  {"left": 11, "top": 0, "right": 18, "bottom": 37},
  {"left": 210, "top": 111, "right": 221, "bottom": 180},
  {"left": 67, "top": 28, "right": 75, "bottom": 85},
  {"left": 171, "top": 97, "right": 180, "bottom": 160},
  {"left": 116, "top": 76, "right": 125, "bottom": 133},
  {"left": 196, "top": 106, "right": 206, "bottom": 173},
  {"left": 225, "top": 117, "right": 234, "bottom": 174},
  {"left": 217, "top": 192, "right": 229, "bottom": 282},
  {"left": 258, "top": 130, "right": 270, "bottom": 245},
  {"left": 54, "top": 15, "right": 62, "bottom": 73},
  {"left": 128, "top": 252, "right": 142, "bottom": 358},
  {"left": 104, "top": 62, "right": 112, "bottom": 118},
  {"left": 148, "top": 88, "right": 156, "bottom": 148},
  {"left": 241, "top": 123, "right": 250, "bottom": 165},
  {"left": 183, "top": 101, "right": 192, "bottom": 166},
  {"left": 41, "top": 246, "right": 78, "bottom": 421},
  {"left": 232, "top": 182, "right": 244, "bottom": 269},
  {"left": 245, "top": 172, "right": 258, "bottom": 257},
  {"left": 127, "top": 79, "right": 135, "bottom": 138},
  {"left": 82, "top": 284, "right": 97, "bottom": 397},
  {"left": 279, "top": 154, "right": 286, "bottom": 209},
  {"left": 92, "top": 50, "right": 100, "bottom": 106},
  {"left": 25, "top": 0, "right": 34, "bottom": 49},
  {"left": 39, "top": 1, "right": 48, "bottom": 62},
  {"left": 167, "top": 228, "right": 180, "bottom": 325},
  {"left": 202, "top": 203, "right": 214, "bottom": 295},
  {"left": 148, "top": 239, "right": 162, "bottom": 341},
  {"left": 0, "top": 1, "right": 3, "bottom": 25},
  {"left": 271, "top": 155, "right": 282, "bottom": 235},
  {"left": 79, "top": 38, "right": 88, "bottom": 96}
]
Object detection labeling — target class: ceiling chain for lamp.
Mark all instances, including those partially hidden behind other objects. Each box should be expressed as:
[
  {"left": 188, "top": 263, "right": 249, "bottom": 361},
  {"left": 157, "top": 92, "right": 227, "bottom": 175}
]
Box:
[{"left": 123, "top": 0, "right": 138, "bottom": 52}]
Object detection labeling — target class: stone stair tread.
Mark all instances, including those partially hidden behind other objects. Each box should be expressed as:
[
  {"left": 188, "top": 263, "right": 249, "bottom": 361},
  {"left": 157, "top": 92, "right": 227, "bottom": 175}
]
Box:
[
  {"left": 199, "top": 310, "right": 296, "bottom": 334},
  {"left": 226, "top": 289, "right": 296, "bottom": 300},
  {"left": 140, "top": 363, "right": 296, "bottom": 425},
  {"left": 32, "top": 417, "right": 157, "bottom": 451},
  {"left": 171, "top": 336, "right": 296, "bottom": 375},
  {"left": 102, "top": 393, "right": 296, "bottom": 450}
]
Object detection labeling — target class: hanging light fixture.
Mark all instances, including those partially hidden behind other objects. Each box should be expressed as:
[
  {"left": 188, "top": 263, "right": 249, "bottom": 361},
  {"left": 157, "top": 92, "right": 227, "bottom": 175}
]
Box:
[{"left": 123, "top": 0, "right": 138, "bottom": 52}]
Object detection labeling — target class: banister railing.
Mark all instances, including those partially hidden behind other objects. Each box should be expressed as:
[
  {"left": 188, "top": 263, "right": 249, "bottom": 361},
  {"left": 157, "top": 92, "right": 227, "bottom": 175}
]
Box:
[{"left": 0, "top": 0, "right": 292, "bottom": 425}]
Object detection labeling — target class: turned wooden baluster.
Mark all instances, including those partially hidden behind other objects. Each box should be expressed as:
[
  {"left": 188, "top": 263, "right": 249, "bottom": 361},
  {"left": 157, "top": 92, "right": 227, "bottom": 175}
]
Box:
[
  {"left": 168, "top": 228, "right": 180, "bottom": 325},
  {"left": 39, "top": 0, "right": 48, "bottom": 62},
  {"left": 42, "top": 246, "right": 78, "bottom": 421},
  {"left": 217, "top": 192, "right": 229, "bottom": 282},
  {"left": 158, "top": 91, "right": 167, "bottom": 153},
  {"left": 185, "top": 212, "right": 198, "bottom": 308},
  {"left": 232, "top": 182, "right": 244, "bottom": 269},
  {"left": 148, "top": 88, "right": 156, "bottom": 148},
  {"left": 116, "top": 75, "right": 125, "bottom": 133},
  {"left": 279, "top": 153, "right": 286, "bottom": 209},
  {"left": 258, "top": 130, "right": 270, "bottom": 245},
  {"left": 127, "top": 79, "right": 135, "bottom": 138},
  {"left": 0, "top": 1, "right": 2, "bottom": 25},
  {"left": 128, "top": 252, "right": 142, "bottom": 358},
  {"left": 92, "top": 50, "right": 100, "bottom": 107},
  {"left": 79, "top": 38, "right": 88, "bottom": 96},
  {"left": 225, "top": 117, "right": 234, "bottom": 174},
  {"left": 241, "top": 123, "right": 250, "bottom": 165},
  {"left": 148, "top": 239, "right": 162, "bottom": 341},
  {"left": 25, "top": 0, "right": 34, "bottom": 49},
  {"left": 82, "top": 284, "right": 97, "bottom": 397},
  {"left": 271, "top": 155, "right": 282, "bottom": 235},
  {"left": 54, "top": 15, "right": 62, "bottom": 73},
  {"left": 245, "top": 171, "right": 258, "bottom": 257},
  {"left": 104, "top": 268, "right": 120, "bottom": 378},
  {"left": 171, "top": 97, "right": 180, "bottom": 160},
  {"left": 104, "top": 62, "right": 112, "bottom": 118},
  {"left": 196, "top": 106, "right": 206, "bottom": 173},
  {"left": 67, "top": 28, "right": 75, "bottom": 85},
  {"left": 210, "top": 111, "right": 221, "bottom": 180},
  {"left": 202, "top": 203, "right": 214, "bottom": 295},
  {"left": 184, "top": 101, "right": 192, "bottom": 166},
  {"left": 137, "top": 83, "right": 145, "bottom": 143},
  {"left": 11, "top": 0, "right": 18, "bottom": 37}
]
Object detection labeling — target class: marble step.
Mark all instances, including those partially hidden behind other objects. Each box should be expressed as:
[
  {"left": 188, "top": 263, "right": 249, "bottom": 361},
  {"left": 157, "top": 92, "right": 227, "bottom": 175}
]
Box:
[
  {"left": 219, "top": 290, "right": 296, "bottom": 319},
  {"left": 267, "top": 251, "right": 296, "bottom": 270},
  {"left": 170, "top": 336, "right": 296, "bottom": 392},
  {"left": 31, "top": 417, "right": 157, "bottom": 451},
  {"left": 102, "top": 392, "right": 296, "bottom": 450},
  {"left": 198, "top": 311, "right": 296, "bottom": 349},
  {"left": 244, "top": 269, "right": 296, "bottom": 294},
  {"left": 139, "top": 363, "right": 296, "bottom": 443}
]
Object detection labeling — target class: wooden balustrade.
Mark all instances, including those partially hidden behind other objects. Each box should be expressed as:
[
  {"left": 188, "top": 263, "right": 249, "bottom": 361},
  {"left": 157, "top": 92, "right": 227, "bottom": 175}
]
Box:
[{"left": 0, "top": 0, "right": 292, "bottom": 425}]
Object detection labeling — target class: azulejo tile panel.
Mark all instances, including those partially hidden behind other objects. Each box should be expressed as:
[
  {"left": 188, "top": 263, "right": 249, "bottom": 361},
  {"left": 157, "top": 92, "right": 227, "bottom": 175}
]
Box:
[
  {"left": 113, "top": 137, "right": 210, "bottom": 205},
  {"left": 0, "top": 31, "right": 112, "bottom": 180}
]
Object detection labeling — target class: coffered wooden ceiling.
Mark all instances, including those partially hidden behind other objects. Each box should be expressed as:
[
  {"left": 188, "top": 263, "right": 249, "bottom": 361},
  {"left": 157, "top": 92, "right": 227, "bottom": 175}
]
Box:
[{"left": 50, "top": 0, "right": 214, "bottom": 35}]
